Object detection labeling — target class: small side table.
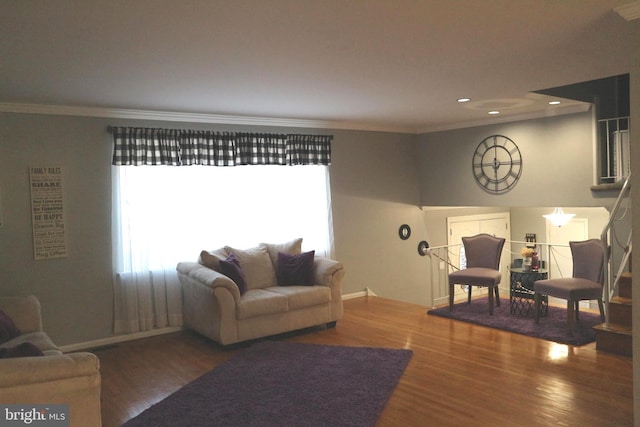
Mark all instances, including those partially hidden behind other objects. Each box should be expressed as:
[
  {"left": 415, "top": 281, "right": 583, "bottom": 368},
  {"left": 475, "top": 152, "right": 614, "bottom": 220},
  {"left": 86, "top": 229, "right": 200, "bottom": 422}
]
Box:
[{"left": 510, "top": 268, "right": 548, "bottom": 316}]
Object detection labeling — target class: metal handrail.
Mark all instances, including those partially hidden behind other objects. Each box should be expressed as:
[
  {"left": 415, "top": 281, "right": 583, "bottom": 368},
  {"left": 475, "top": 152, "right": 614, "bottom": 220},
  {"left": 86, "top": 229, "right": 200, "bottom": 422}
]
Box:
[{"left": 600, "top": 173, "right": 632, "bottom": 327}]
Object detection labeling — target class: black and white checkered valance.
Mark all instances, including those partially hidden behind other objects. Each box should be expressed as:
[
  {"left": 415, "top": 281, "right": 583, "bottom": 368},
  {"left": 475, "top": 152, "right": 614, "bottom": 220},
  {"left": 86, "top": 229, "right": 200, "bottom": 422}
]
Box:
[{"left": 110, "top": 127, "right": 332, "bottom": 166}]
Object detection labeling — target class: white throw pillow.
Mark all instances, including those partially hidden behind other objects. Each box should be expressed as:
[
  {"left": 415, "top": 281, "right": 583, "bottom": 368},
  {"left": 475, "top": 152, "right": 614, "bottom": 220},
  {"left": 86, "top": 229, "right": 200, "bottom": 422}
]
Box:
[
  {"left": 260, "top": 238, "right": 303, "bottom": 268},
  {"left": 224, "top": 245, "right": 278, "bottom": 290}
]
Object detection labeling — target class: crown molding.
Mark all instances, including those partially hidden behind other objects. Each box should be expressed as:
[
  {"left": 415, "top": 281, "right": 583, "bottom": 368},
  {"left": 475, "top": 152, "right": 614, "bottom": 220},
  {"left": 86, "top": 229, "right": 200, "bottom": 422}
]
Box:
[
  {"left": 417, "top": 103, "right": 591, "bottom": 134},
  {"left": 0, "top": 102, "right": 416, "bottom": 134},
  {"left": 0, "top": 101, "right": 592, "bottom": 135},
  {"left": 615, "top": 1, "right": 640, "bottom": 21}
]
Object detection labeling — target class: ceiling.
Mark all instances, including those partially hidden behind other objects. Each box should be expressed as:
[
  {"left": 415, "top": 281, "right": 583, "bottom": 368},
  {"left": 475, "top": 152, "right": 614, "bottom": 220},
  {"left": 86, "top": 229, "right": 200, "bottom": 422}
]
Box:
[{"left": 1, "top": 0, "right": 639, "bottom": 134}]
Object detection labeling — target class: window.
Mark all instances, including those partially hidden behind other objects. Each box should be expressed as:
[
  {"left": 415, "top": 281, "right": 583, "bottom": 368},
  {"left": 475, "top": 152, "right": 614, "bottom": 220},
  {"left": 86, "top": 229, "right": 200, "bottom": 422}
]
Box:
[{"left": 111, "top": 164, "right": 333, "bottom": 334}]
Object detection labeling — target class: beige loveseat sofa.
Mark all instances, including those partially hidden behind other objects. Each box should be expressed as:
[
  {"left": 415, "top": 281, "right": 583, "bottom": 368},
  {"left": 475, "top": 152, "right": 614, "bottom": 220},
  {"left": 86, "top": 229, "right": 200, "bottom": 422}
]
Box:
[
  {"left": 177, "top": 240, "right": 345, "bottom": 345},
  {"left": 0, "top": 296, "right": 102, "bottom": 427}
]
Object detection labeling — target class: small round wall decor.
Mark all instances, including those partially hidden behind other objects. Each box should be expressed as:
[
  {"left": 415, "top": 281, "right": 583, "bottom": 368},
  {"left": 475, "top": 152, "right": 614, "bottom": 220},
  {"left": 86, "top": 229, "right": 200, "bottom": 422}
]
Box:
[
  {"left": 417, "top": 240, "right": 429, "bottom": 256},
  {"left": 398, "top": 224, "right": 411, "bottom": 240}
]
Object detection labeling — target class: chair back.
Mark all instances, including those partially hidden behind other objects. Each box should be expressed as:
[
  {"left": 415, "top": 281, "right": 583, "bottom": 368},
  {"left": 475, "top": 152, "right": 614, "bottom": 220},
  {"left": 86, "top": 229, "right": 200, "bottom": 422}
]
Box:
[
  {"left": 462, "top": 233, "right": 505, "bottom": 270},
  {"left": 570, "top": 239, "right": 605, "bottom": 284}
]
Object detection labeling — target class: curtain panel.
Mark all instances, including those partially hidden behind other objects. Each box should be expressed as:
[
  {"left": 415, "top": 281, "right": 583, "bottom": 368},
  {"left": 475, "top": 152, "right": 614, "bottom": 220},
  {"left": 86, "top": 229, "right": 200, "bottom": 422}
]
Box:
[{"left": 110, "top": 127, "right": 332, "bottom": 166}]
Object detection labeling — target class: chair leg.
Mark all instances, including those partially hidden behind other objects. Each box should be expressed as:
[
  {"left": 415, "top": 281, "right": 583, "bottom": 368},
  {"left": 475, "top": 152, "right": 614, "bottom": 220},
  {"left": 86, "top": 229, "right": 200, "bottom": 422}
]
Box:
[
  {"left": 488, "top": 286, "right": 494, "bottom": 315},
  {"left": 597, "top": 298, "right": 605, "bottom": 322},
  {"left": 567, "top": 300, "right": 575, "bottom": 333},
  {"left": 494, "top": 286, "right": 500, "bottom": 307},
  {"left": 575, "top": 300, "right": 580, "bottom": 320},
  {"left": 449, "top": 282, "right": 454, "bottom": 311},
  {"left": 467, "top": 285, "right": 472, "bottom": 304},
  {"left": 534, "top": 292, "right": 540, "bottom": 324}
]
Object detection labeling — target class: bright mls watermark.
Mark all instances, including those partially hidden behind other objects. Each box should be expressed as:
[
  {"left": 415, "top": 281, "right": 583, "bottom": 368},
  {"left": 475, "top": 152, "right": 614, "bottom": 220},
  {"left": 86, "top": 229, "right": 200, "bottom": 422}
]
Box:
[{"left": 0, "top": 405, "right": 68, "bottom": 426}]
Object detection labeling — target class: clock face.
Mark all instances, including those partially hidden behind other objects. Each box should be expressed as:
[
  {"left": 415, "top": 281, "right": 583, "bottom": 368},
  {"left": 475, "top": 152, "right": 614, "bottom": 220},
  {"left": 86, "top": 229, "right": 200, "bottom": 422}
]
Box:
[{"left": 472, "top": 135, "right": 522, "bottom": 194}]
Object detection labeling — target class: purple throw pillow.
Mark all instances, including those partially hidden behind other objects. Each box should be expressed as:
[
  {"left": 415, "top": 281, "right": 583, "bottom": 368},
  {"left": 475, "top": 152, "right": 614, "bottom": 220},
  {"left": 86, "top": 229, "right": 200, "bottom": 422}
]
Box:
[
  {"left": 0, "top": 309, "right": 20, "bottom": 345},
  {"left": 219, "top": 253, "right": 247, "bottom": 295},
  {"left": 0, "top": 342, "right": 44, "bottom": 359},
  {"left": 277, "top": 250, "right": 315, "bottom": 286}
]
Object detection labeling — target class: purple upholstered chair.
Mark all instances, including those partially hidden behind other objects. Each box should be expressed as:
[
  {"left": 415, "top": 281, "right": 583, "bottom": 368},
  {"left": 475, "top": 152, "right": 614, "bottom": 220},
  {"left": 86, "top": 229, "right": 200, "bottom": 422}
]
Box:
[
  {"left": 448, "top": 233, "right": 506, "bottom": 315},
  {"left": 534, "top": 239, "right": 605, "bottom": 332}
]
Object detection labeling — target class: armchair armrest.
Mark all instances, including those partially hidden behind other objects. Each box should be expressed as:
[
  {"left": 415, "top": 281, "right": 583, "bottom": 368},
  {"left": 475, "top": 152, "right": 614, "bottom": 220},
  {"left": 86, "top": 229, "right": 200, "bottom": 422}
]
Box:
[
  {"left": 0, "top": 352, "right": 102, "bottom": 427},
  {"left": 177, "top": 262, "right": 241, "bottom": 302},
  {"left": 0, "top": 352, "right": 100, "bottom": 388},
  {"left": 0, "top": 295, "right": 42, "bottom": 333},
  {"left": 313, "top": 257, "right": 344, "bottom": 286}
]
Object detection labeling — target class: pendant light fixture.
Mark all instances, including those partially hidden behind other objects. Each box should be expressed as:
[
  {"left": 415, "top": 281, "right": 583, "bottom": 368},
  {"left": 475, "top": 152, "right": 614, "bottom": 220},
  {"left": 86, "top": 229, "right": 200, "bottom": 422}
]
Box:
[{"left": 543, "top": 207, "right": 575, "bottom": 227}]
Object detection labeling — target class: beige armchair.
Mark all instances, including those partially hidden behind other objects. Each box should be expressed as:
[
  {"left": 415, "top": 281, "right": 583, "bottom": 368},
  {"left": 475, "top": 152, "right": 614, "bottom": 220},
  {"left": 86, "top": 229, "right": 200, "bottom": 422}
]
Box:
[{"left": 0, "top": 296, "right": 102, "bottom": 427}]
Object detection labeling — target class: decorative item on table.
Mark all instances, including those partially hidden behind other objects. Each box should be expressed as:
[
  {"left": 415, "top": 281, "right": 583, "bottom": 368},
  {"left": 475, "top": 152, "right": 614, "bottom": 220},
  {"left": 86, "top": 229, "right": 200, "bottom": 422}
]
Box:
[
  {"left": 531, "top": 252, "right": 540, "bottom": 271},
  {"left": 521, "top": 247, "right": 535, "bottom": 271}
]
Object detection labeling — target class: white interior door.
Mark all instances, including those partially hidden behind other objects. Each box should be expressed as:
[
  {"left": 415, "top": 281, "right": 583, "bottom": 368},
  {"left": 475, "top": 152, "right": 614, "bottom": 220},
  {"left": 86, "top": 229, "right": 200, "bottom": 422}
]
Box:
[
  {"left": 448, "top": 213, "right": 510, "bottom": 303},
  {"left": 546, "top": 218, "right": 589, "bottom": 307}
]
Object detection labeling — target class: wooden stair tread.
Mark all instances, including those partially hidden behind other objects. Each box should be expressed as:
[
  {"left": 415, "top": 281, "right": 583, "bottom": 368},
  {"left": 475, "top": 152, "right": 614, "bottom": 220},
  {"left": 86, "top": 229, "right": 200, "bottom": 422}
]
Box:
[
  {"left": 594, "top": 322, "right": 632, "bottom": 335},
  {"left": 611, "top": 296, "right": 632, "bottom": 305}
]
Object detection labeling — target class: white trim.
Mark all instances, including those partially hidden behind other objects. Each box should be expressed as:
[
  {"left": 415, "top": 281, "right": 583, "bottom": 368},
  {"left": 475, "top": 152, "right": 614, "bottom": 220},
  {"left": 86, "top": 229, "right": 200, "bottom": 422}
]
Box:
[
  {"left": 416, "top": 103, "right": 591, "bottom": 134},
  {"left": 58, "top": 326, "right": 183, "bottom": 353},
  {"left": 60, "top": 293, "right": 368, "bottom": 351},
  {"left": 342, "top": 290, "right": 368, "bottom": 300},
  {"left": 0, "top": 102, "right": 414, "bottom": 134},
  {"left": 0, "top": 101, "right": 591, "bottom": 135}
]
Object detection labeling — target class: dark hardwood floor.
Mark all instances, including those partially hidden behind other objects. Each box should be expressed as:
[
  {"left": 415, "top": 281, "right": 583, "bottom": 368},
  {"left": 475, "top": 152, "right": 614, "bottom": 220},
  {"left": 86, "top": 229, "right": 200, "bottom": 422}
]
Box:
[{"left": 96, "top": 297, "right": 633, "bottom": 426}]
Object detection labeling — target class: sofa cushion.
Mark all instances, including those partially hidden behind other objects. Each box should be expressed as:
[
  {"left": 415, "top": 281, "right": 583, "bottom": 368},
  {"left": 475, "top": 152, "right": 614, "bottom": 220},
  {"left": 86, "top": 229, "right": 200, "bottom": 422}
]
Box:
[
  {"left": 265, "top": 286, "right": 331, "bottom": 310},
  {"left": 219, "top": 253, "right": 247, "bottom": 295},
  {"left": 261, "top": 238, "right": 303, "bottom": 268},
  {"left": 0, "top": 342, "right": 44, "bottom": 359},
  {"left": 236, "top": 289, "right": 289, "bottom": 320},
  {"left": 225, "top": 245, "right": 277, "bottom": 290},
  {"left": 0, "top": 310, "right": 20, "bottom": 344},
  {"left": 277, "top": 250, "right": 315, "bottom": 286},
  {"left": 198, "top": 247, "right": 228, "bottom": 272}
]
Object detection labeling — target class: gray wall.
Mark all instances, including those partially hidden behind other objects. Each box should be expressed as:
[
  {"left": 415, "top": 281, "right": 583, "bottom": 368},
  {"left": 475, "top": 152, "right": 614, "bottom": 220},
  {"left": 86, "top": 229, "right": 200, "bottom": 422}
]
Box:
[
  {"left": 417, "top": 111, "right": 599, "bottom": 208},
  {"left": 0, "top": 106, "right": 620, "bottom": 346},
  {"left": 629, "top": 71, "right": 640, "bottom": 425},
  {"left": 0, "top": 113, "right": 427, "bottom": 345}
]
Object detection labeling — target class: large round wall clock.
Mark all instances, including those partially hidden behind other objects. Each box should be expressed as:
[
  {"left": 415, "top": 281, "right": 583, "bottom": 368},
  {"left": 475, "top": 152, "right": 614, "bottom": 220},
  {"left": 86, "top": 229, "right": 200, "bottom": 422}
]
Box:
[{"left": 472, "top": 135, "right": 522, "bottom": 194}]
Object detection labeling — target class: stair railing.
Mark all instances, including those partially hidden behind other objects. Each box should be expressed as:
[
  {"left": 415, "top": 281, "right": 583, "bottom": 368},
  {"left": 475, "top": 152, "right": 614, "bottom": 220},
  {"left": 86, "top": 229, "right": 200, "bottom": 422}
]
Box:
[
  {"left": 600, "top": 174, "right": 632, "bottom": 327},
  {"left": 426, "top": 241, "right": 570, "bottom": 308}
]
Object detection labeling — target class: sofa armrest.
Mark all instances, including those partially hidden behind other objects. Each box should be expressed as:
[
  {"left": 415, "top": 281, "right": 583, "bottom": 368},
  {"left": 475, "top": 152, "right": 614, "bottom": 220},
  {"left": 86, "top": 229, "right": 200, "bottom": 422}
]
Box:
[
  {"left": 177, "top": 262, "right": 241, "bottom": 302},
  {"left": 313, "top": 257, "right": 345, "bottom": 286},
  {"left": 0, "top": 352, "right": 99, "bottom": 388},
  {"left": 0, "top": 295, "right": 42, "bottom": 333}
]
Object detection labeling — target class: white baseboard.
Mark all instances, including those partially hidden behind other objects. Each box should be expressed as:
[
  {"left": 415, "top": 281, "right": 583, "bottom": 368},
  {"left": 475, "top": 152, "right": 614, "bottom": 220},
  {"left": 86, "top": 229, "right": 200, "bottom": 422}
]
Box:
[
  {"left": 62, "top": 293, "right": 371, "bottom": 352},
  {"left": 342, "top": 288, "right": 377, "bottom": 300},
  {"left": 59, "top": 326, "right": 183, "bottom": 353},
  {"left": 342, "top": 290, "right": 367, "bottom": 300}
]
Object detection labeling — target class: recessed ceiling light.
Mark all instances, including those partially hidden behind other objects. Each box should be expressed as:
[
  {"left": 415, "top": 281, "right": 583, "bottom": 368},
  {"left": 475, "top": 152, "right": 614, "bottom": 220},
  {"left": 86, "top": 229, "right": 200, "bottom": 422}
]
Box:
[
  {"left": 549, "top": 101, "right": 561, "bottom": 105},
  {"left": 488, "top": 110, "right": 500, "bottom": 115},
  {"left": 457, "top": 98, "right": 471, "bottom": 103}
]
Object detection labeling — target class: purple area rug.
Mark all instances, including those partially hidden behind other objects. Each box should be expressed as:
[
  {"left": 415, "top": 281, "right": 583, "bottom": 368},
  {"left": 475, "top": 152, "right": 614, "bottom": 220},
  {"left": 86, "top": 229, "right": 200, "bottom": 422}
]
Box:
[
  {"left": 123, "top": 341, "right": 413, "bottom": 427},
  {"left": 427, "top": 296, "right": 601, "bottom": 346}
]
